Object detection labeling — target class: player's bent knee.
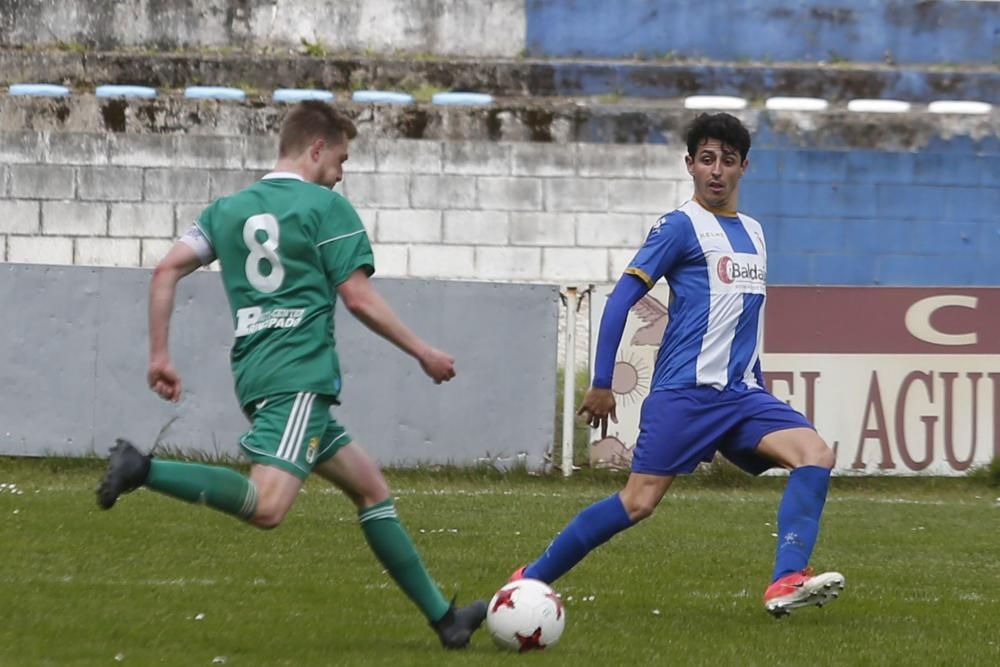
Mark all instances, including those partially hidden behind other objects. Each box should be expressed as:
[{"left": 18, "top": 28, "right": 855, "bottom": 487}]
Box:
[
  {"left": 619, "top": 494, "right": 658, "bottom": 522},
  {"left": 814, "top": 443, "right": 836, "bottom": 469},
  {"left": 250, "top": 499, "right": 291, "bottom": 530},
  {"left": 796, "top": 436, "right": 835, "bottom": 470},
  {"left": 619, "top": 475, "right": 673, "bottom": 522}
]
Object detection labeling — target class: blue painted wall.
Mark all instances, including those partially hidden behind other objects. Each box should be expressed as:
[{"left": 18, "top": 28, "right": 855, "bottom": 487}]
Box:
[
  {"left": 741, "top": 143, "right": 999, "bottom": 286},
  {"left": 527, "top": 0, "right": 1000, "bottom": 65}
]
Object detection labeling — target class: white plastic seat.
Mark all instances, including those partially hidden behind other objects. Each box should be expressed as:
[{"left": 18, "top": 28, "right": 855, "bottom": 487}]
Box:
[
  {"left": 927, "top": 100, "right": 991, "bottom": 115},
  {"left": 846, "top": 99, "right": 911, "bottom": 113},
  {"left": 431, "top": 92, "right": 494, "bottom": 106},
  {"left": 184, "top": 86, "right": 246, "bottom": 101},
  {"left": 351, "top": 90, "right": 414, "bottom": 104},
  {"left": 684, "top": 95, "right": 747, "bottom": 110},
  {"left": 9, "top": 83, "right": 70, "bottom": 97},
  {"left": 96, "top": 85, "right": 158, "bottom": 99},
  {"left": 765, "top": 97, "right": 829, "bottom": 111},
  {"left": 272, "top": 89, "right": 335, "bottom": 103}
]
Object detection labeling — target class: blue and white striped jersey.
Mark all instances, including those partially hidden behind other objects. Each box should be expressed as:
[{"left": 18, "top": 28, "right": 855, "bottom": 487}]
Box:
[{"left": 624, "top": 199, "right": 767, "bottom": 392}]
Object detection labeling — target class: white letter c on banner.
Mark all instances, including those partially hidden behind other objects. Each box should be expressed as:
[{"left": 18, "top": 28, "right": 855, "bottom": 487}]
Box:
[{"left": 904, "top": 295, "right": 978, "bottom": 346}]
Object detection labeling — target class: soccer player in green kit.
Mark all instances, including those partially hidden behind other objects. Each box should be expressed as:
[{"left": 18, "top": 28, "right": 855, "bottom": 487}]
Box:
[{"left": 97, "top": 101, "right": 487, "bottom": 649}]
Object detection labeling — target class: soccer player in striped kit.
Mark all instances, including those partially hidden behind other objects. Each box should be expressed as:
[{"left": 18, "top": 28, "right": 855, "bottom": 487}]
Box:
[
  {"left": 512, "top": 113, "right": 844, "bottom": 617},
  {"left": 97, "top": 101, "right": 486, "bottom": 647}
]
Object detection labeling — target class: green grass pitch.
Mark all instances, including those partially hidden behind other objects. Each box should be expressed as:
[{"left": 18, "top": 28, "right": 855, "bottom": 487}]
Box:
[{"left": 1, "top": 457, "right": 998, "bottom": 666}]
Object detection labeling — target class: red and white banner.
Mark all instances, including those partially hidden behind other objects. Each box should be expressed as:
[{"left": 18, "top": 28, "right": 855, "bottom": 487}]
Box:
[{"left": 588, "top": 286, "right": 1000, "bottom": 475}]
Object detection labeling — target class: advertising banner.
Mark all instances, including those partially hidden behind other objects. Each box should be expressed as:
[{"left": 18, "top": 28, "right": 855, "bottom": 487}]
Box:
[{"left": 589, "top": 286, "right": 999, "bottom": 475}]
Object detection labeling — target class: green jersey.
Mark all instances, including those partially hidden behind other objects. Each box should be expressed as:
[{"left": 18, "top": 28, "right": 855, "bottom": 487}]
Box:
[{"left": 191, "top": 173, "right": 374, "bottom": 408}]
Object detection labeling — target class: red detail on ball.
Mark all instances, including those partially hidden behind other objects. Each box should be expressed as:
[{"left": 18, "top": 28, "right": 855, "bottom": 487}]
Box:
[
  {"left": 492, "top": 586, "right": 517, "bottom": 613},
  {"left": 516, "top": 627, "right": 546, "bottom": 652},
  {"left": 545, "top": 591, "right": 564, "bottom": 620}
]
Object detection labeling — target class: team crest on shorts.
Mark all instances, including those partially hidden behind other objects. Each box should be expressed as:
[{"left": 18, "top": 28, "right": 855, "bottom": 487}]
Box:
[{"left": 305, "top": 436, "right": 320, "bottom": 464}]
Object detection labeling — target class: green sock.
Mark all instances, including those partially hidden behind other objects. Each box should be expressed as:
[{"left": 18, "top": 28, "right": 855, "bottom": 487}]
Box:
[
  {"left": 145, "top": 460, "right": 258, "bottom": 521},
  {"left": 359, "top": 499, "right": 451, "bottom": 623}
]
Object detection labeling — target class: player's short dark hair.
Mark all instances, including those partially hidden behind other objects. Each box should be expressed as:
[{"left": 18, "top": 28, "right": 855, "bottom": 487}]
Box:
[
  {"left": 278, "top": 101, "right": 358, "bottom": 157},
  {"left": 684, "top": 112, "right": 751, "bottom": 161}
]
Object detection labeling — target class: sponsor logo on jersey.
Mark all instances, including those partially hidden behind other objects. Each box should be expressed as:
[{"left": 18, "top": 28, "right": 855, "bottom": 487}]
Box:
[
  {"left": 717, "top": 255, "right": 766, "bottom": 289},
  {"left": 235, "top": 307, "right": 306, "bottom": 337}
]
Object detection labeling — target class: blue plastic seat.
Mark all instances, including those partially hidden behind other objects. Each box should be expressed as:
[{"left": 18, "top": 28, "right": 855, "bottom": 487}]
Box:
[
  {"left": 96, "top": 85, "right": 158, "bottom": 99},
  {"left": 431, "top": 92, "right": 494, "bottom": 106},
  {"left": 9, "top": 83, "right": 70, "bottom": 97},
  {"left": 272, "top": 88, "right": 335, "bottom": 103},
  {"left": 184, "top": 86, "right": 246, "bottom": 101},
  {"left": 351, "top": 90, "right": 414, "bottom": 105}
]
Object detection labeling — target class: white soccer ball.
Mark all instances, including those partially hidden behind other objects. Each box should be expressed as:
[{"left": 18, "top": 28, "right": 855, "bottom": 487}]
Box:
[{"left": 486, "top": 578, "right": 566, "bottom": 652}]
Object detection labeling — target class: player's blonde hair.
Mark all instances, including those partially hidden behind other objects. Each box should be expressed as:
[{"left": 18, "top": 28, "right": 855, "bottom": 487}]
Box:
[{"left": 278, "top": 101, "right": 358, "bottom": 157}]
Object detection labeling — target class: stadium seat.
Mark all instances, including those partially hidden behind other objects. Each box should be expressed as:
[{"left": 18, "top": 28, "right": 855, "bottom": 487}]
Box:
[
  {"left": 272, "top": 89, "right": 335, "bottom": 103},
  {"left": 847, "top": 99, "right": 911, "bottom": 113},
  {"left": 431, "top": 92, "right": 494, "bottom": 106},
  {"left": 184, "top": 86, "right": 247, "bottom": 101},
  {"left": 927, "top": 100, "right": 991, "bottom": 115},
  {"left": 8, "top": 83, "right": 70, "bottom": 97},
  {"left": 765, "top": 97, "right": 829, "bottom": 111},
  {"left": 351, "top": 90, "right": 414, "bottom": 104},
  {"left": 95, "top": 85, "right": 158, "bottom": 99},
  {"left": 684, "top": 95, "right": 747, "bottom": 110}
]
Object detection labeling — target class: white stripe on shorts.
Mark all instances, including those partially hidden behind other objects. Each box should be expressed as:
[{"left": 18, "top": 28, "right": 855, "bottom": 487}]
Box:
[
  {"left": 287, "top": 393, "right": 316, "bottom": 463},
  {"left": 276, "top": 393, "right": 306, "bottom": 461}
]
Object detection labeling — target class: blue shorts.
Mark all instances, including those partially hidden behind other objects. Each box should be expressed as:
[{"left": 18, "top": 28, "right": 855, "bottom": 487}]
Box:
[{"left": 630, "top": 387, "right": 813, "bottom": 476}]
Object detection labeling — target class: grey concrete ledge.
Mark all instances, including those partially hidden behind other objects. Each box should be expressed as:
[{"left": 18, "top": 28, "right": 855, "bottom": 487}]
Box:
[
  {"left": 1, "top": 93, "right": 996, "bottom": 152},
  {"left": 1, "top": 50, "right": 997, "bottom": 105}
]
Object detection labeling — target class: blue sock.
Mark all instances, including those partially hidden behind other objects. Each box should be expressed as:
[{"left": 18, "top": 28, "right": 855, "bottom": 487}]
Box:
[
  {"left": 772, "top": 465, "right": 831, "bottom": 582},
  {"left": 524, "top": 493, "right": 634, "bottom": 584}
]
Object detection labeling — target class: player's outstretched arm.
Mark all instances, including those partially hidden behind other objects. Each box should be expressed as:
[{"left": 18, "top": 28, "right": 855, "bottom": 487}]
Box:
[
  {"left": 337, "top": 269, "right": 455, "bottom": 384},
  {"left": 148, "top": 242, "right": 203, "bottom": 401},
  {"left": 579, "top": 273, "right": 651, "bottom": 434}
]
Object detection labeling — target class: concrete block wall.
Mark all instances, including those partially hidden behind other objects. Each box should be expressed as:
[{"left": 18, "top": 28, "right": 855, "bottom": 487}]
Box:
[
  {"left": 0, "top": 131, "right": 687, "bottom": 282},
  {"left": 340, "top": 138, "right": 687, "bottom": 282},
  {"left": 0, "top": 130, "right": 997, "bottom": 286},
  {"left": 4, "top": 0, "right": 997, "bottom": 65}
]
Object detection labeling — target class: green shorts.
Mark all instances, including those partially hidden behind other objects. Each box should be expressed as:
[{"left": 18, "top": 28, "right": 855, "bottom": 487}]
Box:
[{"left": 239, "top": 392, "right": 352, "bottom": 479}]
